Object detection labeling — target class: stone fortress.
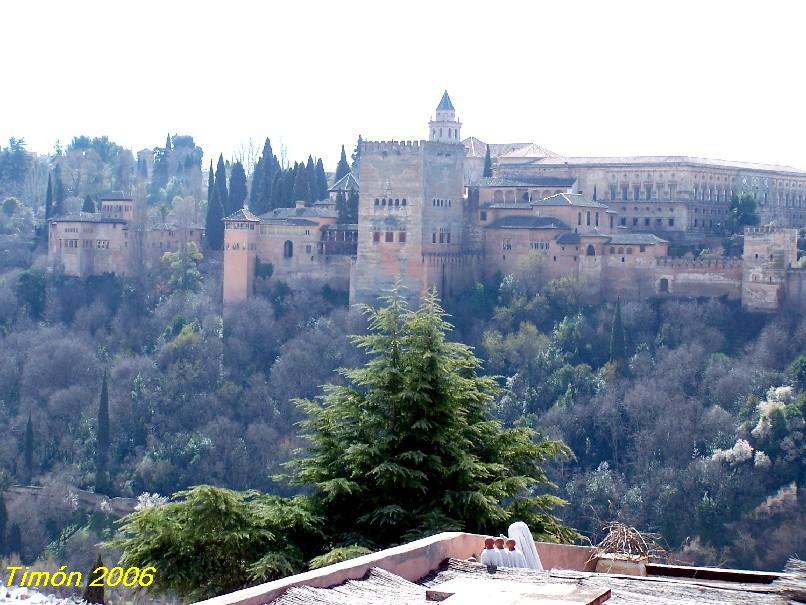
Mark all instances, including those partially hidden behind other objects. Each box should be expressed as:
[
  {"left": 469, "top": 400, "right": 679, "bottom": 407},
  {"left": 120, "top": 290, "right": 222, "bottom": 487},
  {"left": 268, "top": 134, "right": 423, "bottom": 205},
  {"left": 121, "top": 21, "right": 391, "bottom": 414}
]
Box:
[{"left": 222, "top": 92, "right": 805, "bottom": 313}]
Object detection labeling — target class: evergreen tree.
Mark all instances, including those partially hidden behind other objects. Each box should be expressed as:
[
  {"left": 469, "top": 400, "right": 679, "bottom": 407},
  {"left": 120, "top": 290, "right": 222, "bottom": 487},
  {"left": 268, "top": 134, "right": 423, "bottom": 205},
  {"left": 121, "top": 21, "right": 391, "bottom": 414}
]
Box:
[
  {"left": 6, "top": 523, "right": 20, "bottom": 557},
  {"left": 483, "top": 145, "right": 493, "bottom": 178},
  {"left": 305, "top": 156, "right": 317, "bottom": 203},
  {"left": 609, "top": 298, "right": 626, "bottom": 364},
  {"left": 345, "top": 192, "right": 359, "bottom": 224},
  {"left": 249, "top": 138, "right": 278, "bottom": 215},
  {"left": 44, "top": 173, "right": 53, "bottom": 221},
  {"left": 351, "top": 135, "right": 363, "bottom": 172},
  {"left": 292, "top": 162, "right": 310, "bottom": 204},
  {"left": 335, "top": 192, "right": 348, "bottom": 224},
  {"left": 23, "top": 413, "right": 33, "bottom": 484},
  {"left": 315, "top": 158, "right": 329, "bottom": 201},
  {"left": 205, "top": 186, "right": 225, "bottom": 250},
  {"left": 207, "top": 159, "right": 214, "bottom": 204},
  {"left": 82, "top": 194, "right": 95, "bottom": 213},
  {"left": 335, "top": 145, "right": 350, "bottom": 182},
  {"left": 165, "top": 133, "right": 172, "bottom": 152},
  {"left": 82, "top": 554, "right": 105, "bottom": 605},
  {"left": 214, "top": 154, "right": 229, "bottom": 217},
  {"left": 229, "top": 161, "right": 248, "bottom": 213},
  {"left": 0, "top": 492, "right": 6, "bottom": 555},
  {"left": 270, "top": 171, "right": 284, "bottom": 210},
  {"left": 290, "top": 287, "right": 576, "bottom": 548},
  {"left": 53, "top": 165, "right": 65, "bottom": 217},
  {"left": 96, "top": 372, "right": 110, "bottom": 494}
]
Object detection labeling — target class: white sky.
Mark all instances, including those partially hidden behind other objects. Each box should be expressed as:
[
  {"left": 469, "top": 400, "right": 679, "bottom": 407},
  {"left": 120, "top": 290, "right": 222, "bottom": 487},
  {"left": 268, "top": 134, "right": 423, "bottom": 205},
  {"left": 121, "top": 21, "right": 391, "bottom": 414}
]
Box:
[{"left": 2, "top": 0, "right": 805, "bottom": 172}]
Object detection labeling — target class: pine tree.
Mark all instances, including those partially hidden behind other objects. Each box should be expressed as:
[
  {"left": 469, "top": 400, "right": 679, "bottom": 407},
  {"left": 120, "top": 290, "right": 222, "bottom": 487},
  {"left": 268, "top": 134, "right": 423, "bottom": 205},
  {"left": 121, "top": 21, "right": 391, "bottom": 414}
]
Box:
[
  {"left": 95, "top": 372, "right": 110, "bottom": 495},
  {"left": 82, "top": 194, "right": 95, "bottom": 213},
  {"left": 335, "top": 145, "right": 350, "bottom": 182},
  {"left": 609, "top": 298, "right": 626, "bottom": 364},
  {"left": 165, "top": 133, "right": 172, "bottom": 153},
  {"left": 23, "top": 413, "right": 33, "bottom": 484},
  {"left": 351, "top": 135, "right": 363, "bottom": 172},
  {"left": 290, "top": 287, "right": 576, "bottom": 548},
  {"left": 315, "top": 158, "right": 329, "bottom": 201},
  {"left": 483, "top": 145, "right": 493, "bottom": 178},
  {"left": 82, "top": 554, "right": 105, "bottom": 605},
  {"left": 44, "top": 173, "right": 53, "bottom": 221},
  {"left": 229, "top": 161, "right": 248, "bottom": 213},
  {"left": 214, "top": 154, "right": 229, "bottom": 217},
  {"left": 292, "top": 162, "right": 310, "bottom": 204},
  {"left": 53, "top": 165, "right": 65, "bottom": 217},
  {"left": 270, "top": 171, "right": 284, "bottom": 210},
  {"left": 249, "top": 138, "right": 278, "bottom": 215},
  {"left": 205, "top": 186, "right": 224, "bottom": 250}
]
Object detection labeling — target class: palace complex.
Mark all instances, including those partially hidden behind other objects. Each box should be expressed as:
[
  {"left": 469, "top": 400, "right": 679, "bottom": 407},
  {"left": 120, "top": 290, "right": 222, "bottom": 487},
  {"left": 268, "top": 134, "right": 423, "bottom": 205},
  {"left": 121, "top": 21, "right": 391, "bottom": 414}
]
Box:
[{"left": 222, "top": 92, "right": 805, "bottom": 313}]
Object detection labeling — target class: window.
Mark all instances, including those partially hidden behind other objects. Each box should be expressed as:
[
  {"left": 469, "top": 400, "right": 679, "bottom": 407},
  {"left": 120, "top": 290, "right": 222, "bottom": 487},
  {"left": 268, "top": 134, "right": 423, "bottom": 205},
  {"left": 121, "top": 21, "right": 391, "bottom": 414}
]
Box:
[
  {"left": 305, "top": 244, "right": 312, "bottom": 254},
  {"left": 610, "top": 185, "right": 617, "bottom": 200},
  {"left": 399, "top": 231, "right": 406, "bottom": 243},
  {"left": 632, "top": 218, "right": 638, "bottom": 226},
  {"left": 627, "top": 247, "right": 633, "bottom": 254},
  {"left": 644, "top": 218, "right": 650, "bottom": 226},
  {"left": 502, "top": 239, "right": 512, "bottom": 251},
  {"left": 620, "top": 217, "right": 627, "bottom": 226},
  {"left": 609, "top": 246, "right": 615, "bottom": 254},
  {"left": 385, "top": 231, "right": 393, "bottom": 242},
  {"left": 595, "top": 212, "right": 599, "bottom": 226},
  {"left": 586, "top": 211, "right": 591, "bottom": 226},
  {"left": 479, "top": 211, "right": 487, "bottom": 221},
  {"left": 645, "top": 185, "right": 652, "bottom": 200},
  {"left": 659, "top": 278, "right": 669, "bottom": 293},
  {"left": 621, "top": 185, "right": 629, "bottom": 200},
  {"left": 373, "top": 231, "right": 381, "bottom": 243},
  {"left": 401, "top": 198, "right": 407, "bottom": 206},
  {"left": 96, "top": 240, "right": 110, "bottom": 249},
  {"left": 609, "top": 215, "right": 614, "bottom": 228},
  {"left": 578, "top": 212, "right": 582, "bottom": 226},
  {"left": 586, "top": 244, "right": 595, "bottom": 256},
  {"left": 634, "top": 185, "right": 641, "bottom": 201},
  {"left": 283, "top": 240, "right": 293, "bottom": 257},
  {"left": 640, "top": 245, "right": 646, "bottom": 252}
]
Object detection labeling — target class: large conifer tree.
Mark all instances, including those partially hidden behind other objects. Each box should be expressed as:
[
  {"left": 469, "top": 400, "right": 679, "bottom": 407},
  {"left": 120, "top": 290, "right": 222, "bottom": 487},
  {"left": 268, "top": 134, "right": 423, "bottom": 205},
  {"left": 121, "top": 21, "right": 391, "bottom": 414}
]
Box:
[
  {"left": 229, "top": 161, "right": 248, "bottom": 213},
  {"left": 314, "top": 158, "right": 329, "bottom": 201},
  {"left": 335, "top": 145, "right": 350, "bottom": 183},
  {"left": 96, "top": 373, "right": 110, "bottom": 494},
  {"left": 53, "top": 165, "right": 65, "bottom": 217},
  {"left": 214, "top": 154, "right": 229, "bottom": 216},
  {"left": 483, "top": 145, "right": 493, "bottom": 178},
  {"left": 23, "top": 413, "right": 33, "bottom": 484},
  {"left": 205, "top": 186, "right": 224, "bottom": 250},
  {"left": 44, "top": 173, "right": 53, "bottom": 221},
  {"left": 82, "top": 194, "right": 95, "bottom": 213},
  {"left": 609, "top": 298, "right": 626, "bottom": 364},
  {"left": 291, "top": 163, "right": 310, "bottom": 205},
  {"left": 290, "top": 288, "right": 576, "bottom": 548},
  {"left": 351, "top": 135, "right": 363, "bottom": 172}
]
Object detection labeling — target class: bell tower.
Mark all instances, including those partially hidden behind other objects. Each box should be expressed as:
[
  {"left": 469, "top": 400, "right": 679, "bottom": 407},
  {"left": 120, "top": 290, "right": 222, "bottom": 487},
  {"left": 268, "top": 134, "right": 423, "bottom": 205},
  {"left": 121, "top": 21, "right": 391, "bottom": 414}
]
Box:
[{"left": 428, "top": 91, "right": 462, "bottom": 144}]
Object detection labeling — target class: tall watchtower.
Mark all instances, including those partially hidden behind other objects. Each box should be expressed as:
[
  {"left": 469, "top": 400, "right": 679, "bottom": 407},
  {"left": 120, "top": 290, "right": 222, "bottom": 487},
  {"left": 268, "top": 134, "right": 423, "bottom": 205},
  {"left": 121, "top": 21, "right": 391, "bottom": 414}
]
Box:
[
  {"left": 741, "top": 226, "right": 799, "bottom": 311},
  {"left": 428, "top": 91, "right": 462, "bottom": 144},
  {"left": 350, "top": 93, "right": 468, "bottom": 304}
]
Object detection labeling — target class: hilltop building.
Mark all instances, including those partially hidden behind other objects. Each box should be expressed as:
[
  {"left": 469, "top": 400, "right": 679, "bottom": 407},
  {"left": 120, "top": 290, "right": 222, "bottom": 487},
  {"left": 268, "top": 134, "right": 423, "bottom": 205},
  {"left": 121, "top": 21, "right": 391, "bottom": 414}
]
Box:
[
  {"left": 223, "top": 92, "right": 805, "bottom": 313},
  {"left": 48, "top": 192, "right": 204, "bottom": 277}
]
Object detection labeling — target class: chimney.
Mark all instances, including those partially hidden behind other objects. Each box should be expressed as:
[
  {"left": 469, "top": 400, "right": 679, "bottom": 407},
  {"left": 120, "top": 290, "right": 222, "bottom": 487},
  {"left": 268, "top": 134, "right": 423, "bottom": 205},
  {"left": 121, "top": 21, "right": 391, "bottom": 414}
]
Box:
[{"left": 295, "top": 200, "right": 306, "bottom": 209}]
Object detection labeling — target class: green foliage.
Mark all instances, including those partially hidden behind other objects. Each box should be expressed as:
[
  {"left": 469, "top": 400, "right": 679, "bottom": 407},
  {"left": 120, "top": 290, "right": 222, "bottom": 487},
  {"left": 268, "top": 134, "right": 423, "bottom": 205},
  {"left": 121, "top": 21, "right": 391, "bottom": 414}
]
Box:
[
  {"left": 335, "top": 145, "right": 350, "bottom": 183},
  {"left": 161, "top": 241, "right": 204, "bottom": 294},
  {"left": 249, "top": 138, "right": 280, "bottom": 214},
  {"left": 107, "top": 485, "right": 322, "bottom": 601},
  {"left": 289, "top": 287, "right": 577, "bottom": 548},
  {"left": 308, "top": 545, "right": 371, "bottom": 569},
  {"left": 609, "top": 299, "right": 625, "bottom": 364},
  {"left": 215, "top": 154, "right": 229, "bottom": 216},
  {"left": 205, "top": 186, "right": 224, "bottom": 250},
  {"left": 44, "top": 173, "right": 53, "bottom": 222},
  {"left": 52, "top": 165, "right": 65, "bottom": 217},
  {"left": 24, "top": 413, "right": 34, "bottom": 484},
  {"left": 255, "top": 258, "right": 274, "bottom": 280},
  {"left": 96, "top": 373, "right": 110, "bottom": 494},
  {"left": 2, "top": 197, "right": 18, "bottom": 216},
  {"left": 483, "top": 145, "right": 492, "bottom": 178},
  {"left": 229, "top": 161, "right": 248, "bottom": 214},
  {"left": 82, "top": 554, "right": 105, "bottom": 604},
  {"left": 351, "top": 135, "right": 363, "bottom": 172},
  {"left": 0, "top": 492, "right": 6, "bottom": 555},
  {"left": 729, "top": 192, "right": 760, "bottom": 231},
  {"left": 790, "top": 355, "right": 806, "bottom": 391},
  {"left": 82, "top": 194, "right": 95, "bottom": 213}
]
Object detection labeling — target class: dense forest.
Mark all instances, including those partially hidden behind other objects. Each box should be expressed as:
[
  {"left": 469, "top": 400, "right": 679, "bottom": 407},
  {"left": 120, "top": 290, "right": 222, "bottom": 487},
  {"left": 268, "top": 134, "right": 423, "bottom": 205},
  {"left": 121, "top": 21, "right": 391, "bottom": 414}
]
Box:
[{"left": 0, "top": 135, "right": 804, "bottom": 600}]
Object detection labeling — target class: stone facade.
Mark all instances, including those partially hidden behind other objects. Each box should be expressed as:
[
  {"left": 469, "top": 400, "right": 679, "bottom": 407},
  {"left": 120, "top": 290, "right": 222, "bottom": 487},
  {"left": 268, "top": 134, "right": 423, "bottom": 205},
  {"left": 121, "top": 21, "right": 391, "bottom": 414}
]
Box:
[
  {"left": 219, "top": 92, "right": 804, "bottom": 313},
  {"left": 48, "top": 193, "right": 205, "bottom": 278}
]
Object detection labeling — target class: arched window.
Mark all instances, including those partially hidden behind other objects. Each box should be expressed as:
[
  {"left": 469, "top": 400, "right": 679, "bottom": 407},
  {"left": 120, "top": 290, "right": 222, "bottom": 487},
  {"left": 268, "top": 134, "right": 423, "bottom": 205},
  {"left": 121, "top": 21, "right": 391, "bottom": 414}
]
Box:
[
  {"left": 586, "top": 211, "right": 591, "bottom": 226},
  {"left": 283, "top": 240, "right": 293, "bottom": 258},
  {"left": 659, "top": 278, "right": 669, "bottom": 293},
  {"left": 609, "top": 246, "right": 615, "bottom": 254},
  {"left": 586, "top": 244, "right": 595, "bottom": 256},
  {"left": 578, "top": 212, "right": 582, "bottom": 226},
  {"left": 448, "top": 128, "right": 452, "bottom": 138}
]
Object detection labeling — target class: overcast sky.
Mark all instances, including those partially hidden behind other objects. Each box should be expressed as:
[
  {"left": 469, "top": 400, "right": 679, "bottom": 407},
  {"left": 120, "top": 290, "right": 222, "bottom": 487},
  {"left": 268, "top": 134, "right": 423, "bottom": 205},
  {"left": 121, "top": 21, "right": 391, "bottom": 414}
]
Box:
[{"left": 2, "top": 0, "right": 805, "bottom": 172}]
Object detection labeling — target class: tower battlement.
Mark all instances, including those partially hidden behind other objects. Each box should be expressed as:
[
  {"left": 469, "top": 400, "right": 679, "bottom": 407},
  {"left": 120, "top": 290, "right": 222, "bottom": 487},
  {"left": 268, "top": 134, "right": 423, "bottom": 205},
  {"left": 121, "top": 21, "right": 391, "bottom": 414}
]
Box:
[{"left": 362, "top": 140, "right": 425, "bottom": 154}]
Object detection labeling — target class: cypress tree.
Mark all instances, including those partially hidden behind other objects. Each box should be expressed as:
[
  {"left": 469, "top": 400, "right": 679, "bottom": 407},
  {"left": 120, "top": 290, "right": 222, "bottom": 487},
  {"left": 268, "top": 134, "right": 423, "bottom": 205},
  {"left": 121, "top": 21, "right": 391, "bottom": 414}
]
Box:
[
  {"left": 0, "top": 492, "right": 6, "bottom": 555},
  {"left": 214, "top": 154, "right": 229, "bottom": 217},
  {"left": 95, "top": 373, "right": 110, "bottom": 495},
  {"left": 6, "top": 523, "right": 21, "bottom": 556},
  {"left": 609, "top": 298, "right": 626, "bottom": 364},
  {"left": 290, "top": 287, "right": 576, "bottom": 548},
  {"left": 346, "top": 191, "right": 359, "bottom": 224},
  {"left": 351, "top": 135, "right": 363, "bottom": 172},
  {"left": 44, "top": 173, "right": 53, "bottom": 221},
  {"left": 292, "top": 162, "right": 310, "bottom": 205},
  {"left": 205, "top": 186, "right": 224, "bottom": 250},
  {"left": 229, "top": 161, "right": 248, "bottom": 213},
  {"left": 305, "top": 156, "right": 317, "bottom": 203},
  {"left": 53, "top": 165, "right": 65, "bottom": 217},
  {"left": 82, "top": 194, "right": 95, "bottom": 213},
  {"left": 207, "top": 159, "right": 214, "bottom": 204},
  {"left": 249, "top": 138, "right": 279, "bottom": 215},
  {"left": 82, "top": 554, "right": 105, "bottom": 605},
  {"left": 335, "top": 145, "right": 350, "bottom": 182},
  {"left": 335, "top": 192, "right": 348, "bottom": 224},
  {"left": 315, "top": 158, "right": 329, "bottom": 201},
  {"left": 23, "top": 413, "right": 33, "bottom": 484},
  {"left": 270, "top": 171, "right": 284, "bottom": 210},
  {"left": 483, "top": 145, "right": 493, "bottom": 178}
]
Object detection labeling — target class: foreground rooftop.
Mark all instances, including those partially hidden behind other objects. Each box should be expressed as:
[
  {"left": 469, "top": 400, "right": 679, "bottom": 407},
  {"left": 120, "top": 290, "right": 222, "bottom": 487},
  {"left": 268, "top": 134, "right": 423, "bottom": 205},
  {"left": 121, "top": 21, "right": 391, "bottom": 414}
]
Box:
[{"left": 194, "top": 532, "right": 794, "bottom": 605}]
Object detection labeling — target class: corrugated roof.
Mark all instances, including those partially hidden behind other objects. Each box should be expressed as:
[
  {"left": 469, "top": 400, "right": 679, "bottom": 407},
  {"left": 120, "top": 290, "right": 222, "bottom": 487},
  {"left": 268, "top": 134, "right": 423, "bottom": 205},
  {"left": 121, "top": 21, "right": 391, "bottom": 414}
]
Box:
[{"left": 462, "top": 138, "right": 554, "bottom": 159}]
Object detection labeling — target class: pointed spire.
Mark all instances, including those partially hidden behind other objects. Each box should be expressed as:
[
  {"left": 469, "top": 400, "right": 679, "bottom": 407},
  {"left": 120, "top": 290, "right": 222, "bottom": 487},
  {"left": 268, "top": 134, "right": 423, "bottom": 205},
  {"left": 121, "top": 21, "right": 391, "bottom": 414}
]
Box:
[{"left": 437, "top": 90, "right": 454, "bottom": 111}]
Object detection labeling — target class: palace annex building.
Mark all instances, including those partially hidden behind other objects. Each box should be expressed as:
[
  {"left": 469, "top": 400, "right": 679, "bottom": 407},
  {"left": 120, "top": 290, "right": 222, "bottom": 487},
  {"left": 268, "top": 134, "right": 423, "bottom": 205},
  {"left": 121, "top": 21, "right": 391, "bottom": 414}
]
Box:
[{"left": 221, "top": 92, "right": 806, "bottom": 312}]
